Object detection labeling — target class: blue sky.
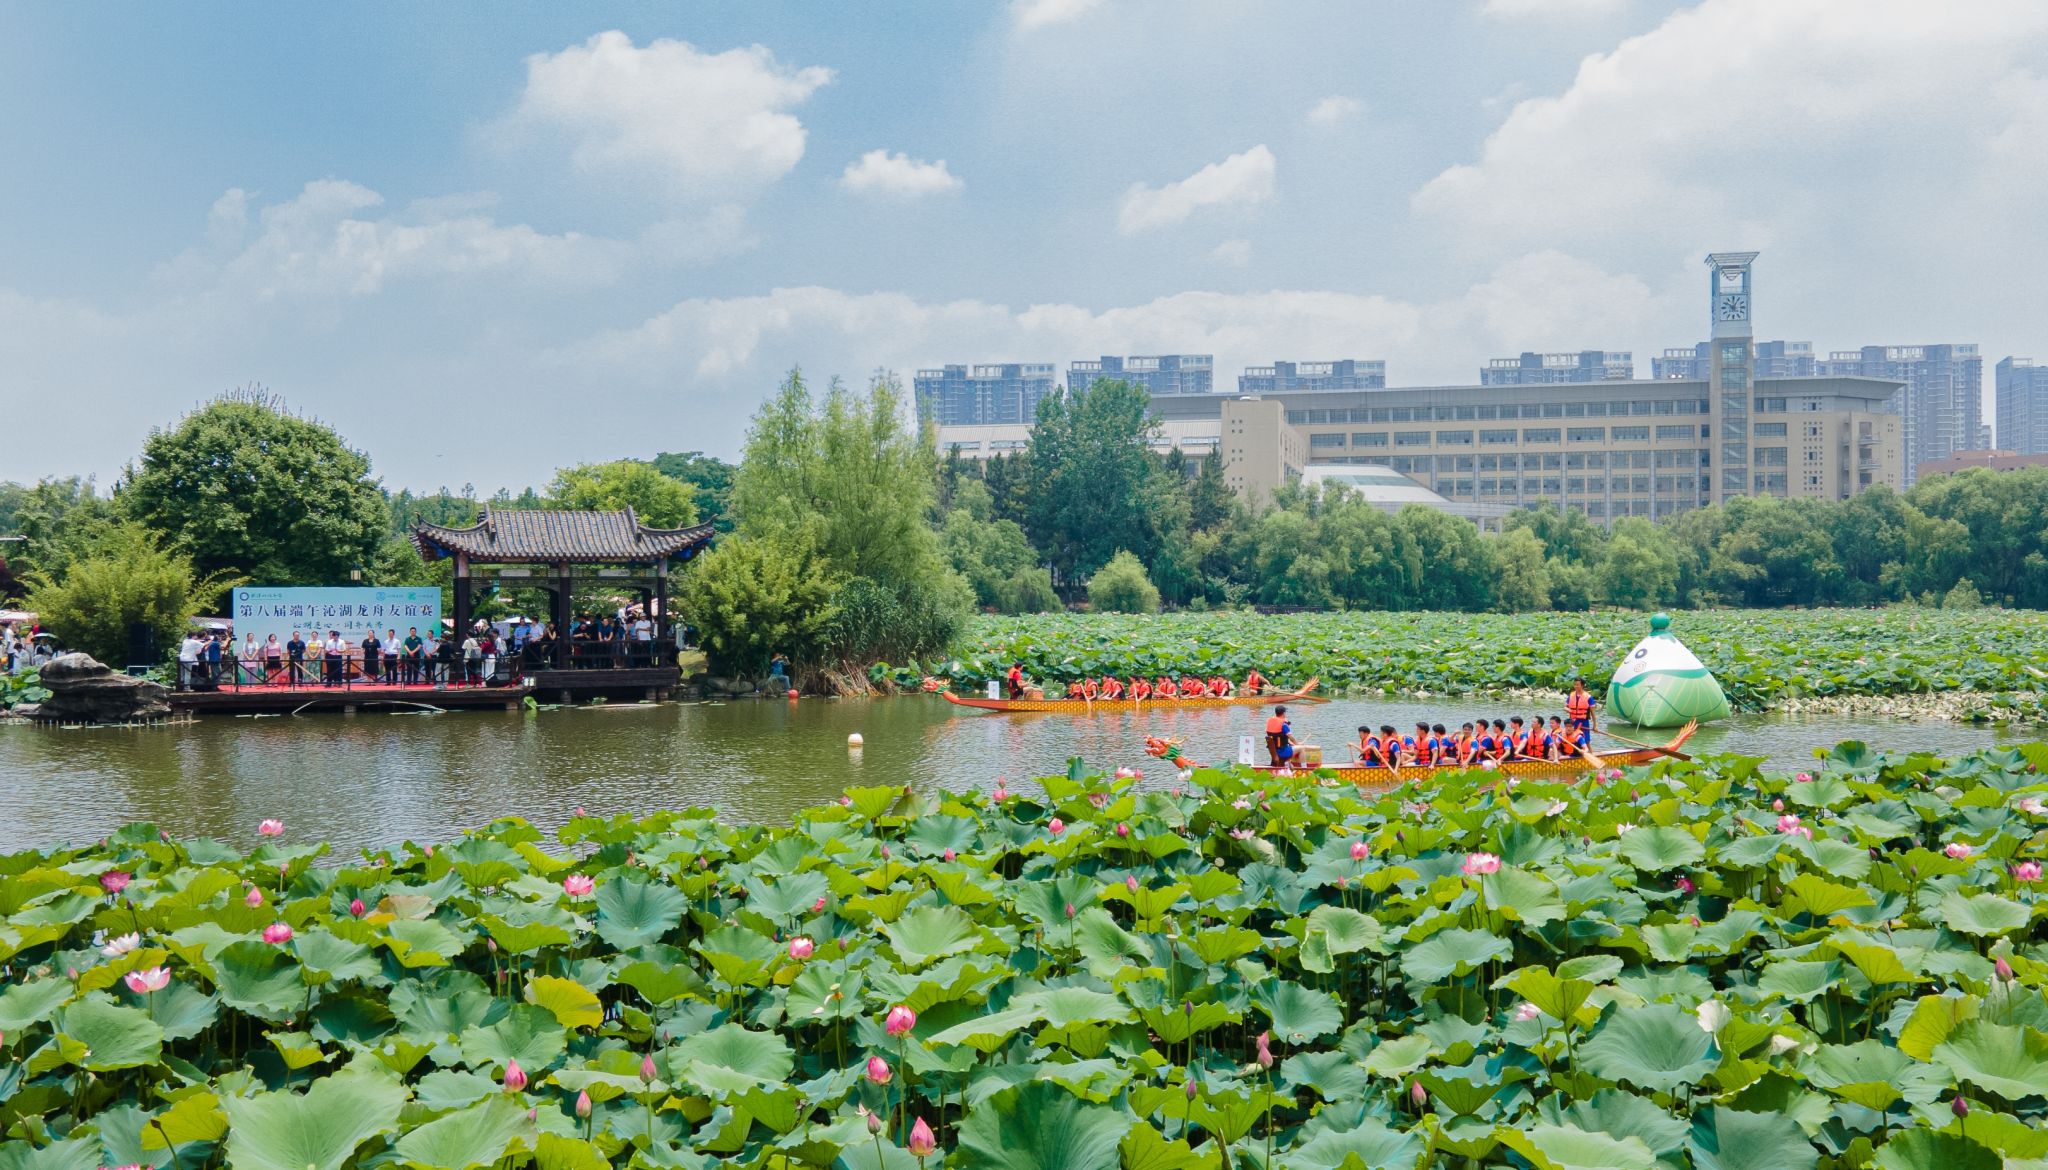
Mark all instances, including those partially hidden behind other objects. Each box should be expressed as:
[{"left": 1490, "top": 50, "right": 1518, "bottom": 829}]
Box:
[{"left": 5, "top": 0, "right": 2046, "bottom": 492}]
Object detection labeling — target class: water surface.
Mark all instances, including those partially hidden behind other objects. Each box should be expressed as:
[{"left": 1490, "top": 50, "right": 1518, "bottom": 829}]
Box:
[{"left": 0, "top": 696, "right": 2030, "bottom": 854}]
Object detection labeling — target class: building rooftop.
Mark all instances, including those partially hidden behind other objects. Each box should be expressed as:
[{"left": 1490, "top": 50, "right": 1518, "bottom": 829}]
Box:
[{"left": 414, "top": 509, "right": 714, "bottom": 564}]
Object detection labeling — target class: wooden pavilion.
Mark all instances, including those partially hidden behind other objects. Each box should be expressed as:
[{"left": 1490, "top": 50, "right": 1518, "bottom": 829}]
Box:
[{"left": 413, "top": 508, "right": 714, "bottom": 699}]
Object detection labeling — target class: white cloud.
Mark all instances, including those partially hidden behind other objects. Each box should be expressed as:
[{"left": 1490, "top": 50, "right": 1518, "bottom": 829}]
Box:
[
  {"left": 1012, "top": 0, "right": 1104, "bottom": 30},
  {"left": 1416, "top": 0, "right": 2048, "bottom": 268},
  {"left": 501, "top": 31, "right": 833, "bottom": 199},
  {"left": 1306, "top": 95, "right": 1365, "bottom": 126},
  {"left": 1482, "top": 0, "right": 1628, "bottom": 16},
  {"left": 1118, "top": 145, "right": 1276, "bottom": 234},
  {"left": 839, "top": 150, "right": 964, "bottom": 198},
  {"left": 1209, "top": 239, "right": 1252, "bottom": 266}
]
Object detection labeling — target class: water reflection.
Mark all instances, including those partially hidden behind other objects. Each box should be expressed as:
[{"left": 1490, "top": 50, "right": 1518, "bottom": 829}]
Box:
[{"left": 0, "top": 695, "right": 2031, "bottom": 854}]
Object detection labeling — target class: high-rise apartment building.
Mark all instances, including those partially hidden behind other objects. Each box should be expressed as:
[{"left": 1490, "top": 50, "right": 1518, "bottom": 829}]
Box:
[
  {"left": 1067, "top": 354, "right": 1214, "bottom": 396},
  {"left": 1480, "top": 351, "right": 1632, "bottom": 385},
  {"left": 1238, "top": 359, "right": 1386, "bottom": 394},
  {"left": 1652, "top": 339, "right": 1813, "bottom": 380},
  {"left": 1814, "top": 344, "right": 1983, "bottom": 485},
  {"left": 1997, "top": 357, "right": 2048, "bottom": 456},
  {"left": 912, "top": 363, "right": 1057, "bottom": 426}
]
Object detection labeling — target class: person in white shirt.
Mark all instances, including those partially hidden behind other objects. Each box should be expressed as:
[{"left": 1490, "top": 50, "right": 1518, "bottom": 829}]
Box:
[
  {"left": 461, "top": 633, "right": 482, "bottom": 686},
  {"left": 177, "top": 633, "right": 204, "bottom": 690}
]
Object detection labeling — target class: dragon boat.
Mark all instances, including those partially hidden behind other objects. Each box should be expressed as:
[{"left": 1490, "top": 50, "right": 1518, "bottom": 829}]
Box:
[{"left": 938, "top": 677, "right": 1324, "bottom": 714}]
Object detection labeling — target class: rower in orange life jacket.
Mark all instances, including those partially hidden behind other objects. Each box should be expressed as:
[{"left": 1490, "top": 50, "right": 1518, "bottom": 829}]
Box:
[
  {"left": 1505, "top": 717, "right": 1529, "bottom": 759},
  {"left": 1354, "top": 726, "right": 1377, "bottom": 767},
  {"left": 1455, "top": 722, "right": 1477, "bottom": 766},
  {"left": 1565, "top": 679, "right": 1596, "bottom": 735},
  {"left": 1098, "top": 676, "right": 1124, "bottom": 700},
  {"left": 1403, "top": 722, "right": 1430, "bottom": 767},
  {"left": 1264, "top": 706, "right": 1295, "bottom": 766},
  {"left": 1244, "top": 669, "right": 1266, "bottom": 696},
  {"left": 1177, "top": 676, "right": 1204, "bottom": 698},
  {"left": 1373, "top": 725, "right": 1399, "bottom": 768},
  {"left": 1130, "top": 677, "right": 1151, "bottom": 701},
  {"left": 1207, "top": 676, "right": 1230, "bottom": 697},
  {"left": 1155, "top": 675, "right": 1176, "bottom": 699}
]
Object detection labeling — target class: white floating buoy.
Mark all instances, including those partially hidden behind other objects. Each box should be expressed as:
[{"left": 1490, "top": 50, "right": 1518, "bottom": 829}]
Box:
[{"left": 847, "top": 732, "right": 864, "bottom": 748}]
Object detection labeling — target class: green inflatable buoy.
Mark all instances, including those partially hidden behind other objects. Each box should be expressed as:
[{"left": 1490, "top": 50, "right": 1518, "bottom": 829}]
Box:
[{"left": 1606, "top": 612, "right": 1730, "bottom": 728}]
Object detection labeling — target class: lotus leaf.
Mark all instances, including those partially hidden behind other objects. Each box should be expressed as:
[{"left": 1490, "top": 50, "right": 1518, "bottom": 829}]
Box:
[
  {"left": 220, "top": 1064, "right": 407, "bottom": 1170},
  {"left": 1577, "top": 1003, "right": 1719, "bottom": 1093}
]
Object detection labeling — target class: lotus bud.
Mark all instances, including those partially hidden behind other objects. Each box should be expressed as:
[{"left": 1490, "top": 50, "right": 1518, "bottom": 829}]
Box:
[
  {"left": 790, "top": 937, "right": 815, "bottom": 960},
  {"left": 1184, "top": 1079, "right": 1198, "bottom": 1100},
  {"left": 1410, "top": 1080, "right": 1428, "bottom": 1109},
  {"left": 487, "top": 938, "right": 497, "bottom": 953},
  {"left": 1675, "top": 875, "right": 1694, "bottom": 895},
  {"left": 1048, "top": 818, "right": 1065, "bottom": 835},
  {"left": 640, "top": 1054, "right": 658, "bottom": 1083},
  {"left": 1772, "top": 798, "right": 1784, "bottom": 812},
  {"left": 262, "top": 923, "right": 293, "bottom": 945},
  {"left": 245, "top": 887, "right": 264, "bottom": 908},
  {"left": 885, "top": 1005, "right": 917, "bottom": 1036},
  {"left": 1125, "top": 875, "right": 1139, "bottom": 893},
  {"left": 1951, "top": 1096, "right": 1968, "bottom": 1119},
  {"left": 1995, "top": 956, "right": 2014, "bottom": 981},
  {"left": 574, "top": 806, "right": 585, "bottom": 817},
  {"left": 503, "top": 1059, "right": 527, "bottom": 1092},
  {"left": 1116, "top": 822, "right": 1131, "bottom": 838},
  {"left": 866, "top": 1055, "right": 892, "bottom": 1084},
  {"left": 100, "top": 871, "right": 131, "bottom": 895},
  {"left": 908, "top": 1117, "right": 937, "bottom": 1158},
  {"left": 943, "top": 848, "right": 956, "bottom": 862},
  {"left": 1064, "top": 902, "right": 1076, "bottom": 919},
  {"left": 1255, "top": 1031, "right": 1274, "bottom": 1070},
  {"left": 1351, "top": 841, "right": 1368, "bottom": 861},
  {"left": 348, "top": 897, "right": 365, "bottom": 917},
  {"left": 812, "top": 896, "right": 828, "bottom": 913},
  {"left": 866, "top": 1110, "right": 885, "bottom": 1136},
  {"left": 880, "top": 845, "right": 891, "bottom": 859},
  {"left": 575, "top": 1089, "right": 592, "bottom": 1118}
]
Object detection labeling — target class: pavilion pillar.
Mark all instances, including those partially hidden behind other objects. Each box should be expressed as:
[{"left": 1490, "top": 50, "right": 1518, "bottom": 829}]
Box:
[
  {"left": 654, "top": 558, "right": 669, "bottom": 650},
  {"left": 553, "top": 560, "right": 572, "bottom": 669},
  {"left": 452, "top": 553, "right": 472, "bottom": 654}
]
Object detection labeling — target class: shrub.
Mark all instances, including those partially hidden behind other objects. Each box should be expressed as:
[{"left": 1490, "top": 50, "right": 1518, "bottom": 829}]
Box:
[
  {"left": 24, "top": 522, "right": 236, "bottom": 667},
  {"left": 674, "top": 533, "right": 840, "bottom": 675},
  {"left": 1087, "top": 550, "right": 1160, "bottom": 614}
]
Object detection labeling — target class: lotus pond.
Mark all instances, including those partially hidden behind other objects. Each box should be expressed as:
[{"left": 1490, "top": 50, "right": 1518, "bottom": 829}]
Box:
[
  {"left": 947, "top": 609, "right": 2048, "bottom": 714},
  {"left": 4, "top": 741, "right": 2048, "bottom": 1169}
]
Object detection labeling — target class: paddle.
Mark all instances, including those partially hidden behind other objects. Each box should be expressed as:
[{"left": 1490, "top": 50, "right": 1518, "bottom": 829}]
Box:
[
  {"left": 1574, "top": 741, "right": 1608, "bottom": 770},
  {"left": 1595, "top": 727, "right": 1693, "bottom": 762}
]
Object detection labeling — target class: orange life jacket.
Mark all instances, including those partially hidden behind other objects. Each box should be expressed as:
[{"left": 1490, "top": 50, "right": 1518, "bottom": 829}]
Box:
[{"left": 1566, "top": 692, "right": 1592, "bottom": 719}]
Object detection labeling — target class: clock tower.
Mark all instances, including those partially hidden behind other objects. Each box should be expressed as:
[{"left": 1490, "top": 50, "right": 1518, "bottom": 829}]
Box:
[{"left": 1706, "top": 251, "right": 1758, "bottom": 502}]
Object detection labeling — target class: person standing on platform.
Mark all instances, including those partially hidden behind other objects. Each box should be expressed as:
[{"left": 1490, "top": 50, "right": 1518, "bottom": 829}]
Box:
[
  {"left": 402, "top": 627, "right": 423, "bottom": 685},
  {"left": 322, "top": 630, "right": 345, "bottom": 687},
  {"left": 434, "top": 631, "right": 456, "bottom": 688},
  {"left": 177, "top": 631, "right": 203, "bottom": 690},
  {"left": 383, "top": 629, "right": 400, "bottom": 682},
  {"left": 263, "top": 634, "right": 283, "bottom": 683},
  {"left": 361, "top": 628, "right": 381, "bottom": 683},
  {"left": 287, "top": 631, "right": 306, "bottom": 685}
]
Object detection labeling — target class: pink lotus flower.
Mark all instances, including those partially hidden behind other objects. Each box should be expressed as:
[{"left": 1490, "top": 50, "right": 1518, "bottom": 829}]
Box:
[
  {"left": 907, "top": 1117, "right": 937, "bottom": 1158},
  {"left": 503, "top": 1059, "right": 528, "bottom": 1092},
  {"left": 1351, "top": 841, "right": 1369, "bottom": 861},
  {"left": 575, "top": 1089, "right": 592, "bottom": 1118},
  {"left": 1675, "top": 876, "right": 1695, "bottom": 895},
  {"left": 866, "top": 1055, "right": 892, "bottom": 1084},
  {"left": 1231, "top": 799, "right": 1251, "bottom": 811},
  {"left": 1064, "top": 901, "right": 1077, "bottom": 918},
  {"left": 1116, "top": 822, "right": 1131, "bottom": 838},
  {"left": 992, "top": 784, "right": 1009, "bottom": 802},
  {"left": 124, "top": 967, "right": 170, "bottom": 994},
  {"left": 349, "top": 897, "right": 366, "bottom": 917},
  {"left": 2015, "top": 861, "right": 2044, "bottom": 883},
  {"left": 1945, "top": 842, "right": 1974, "bottom": 860},
  {"left": 102, "top": 932, "right": 140, "bottom": 957},
  {"left": 880, "top": 846, "right": 891, "bottom": 860},
  {"left": 1115, "top": 767, "right": 1138, "bottom": 780},
  {"left": 1995, "top": 956, "right": 2015, "bottom": 981},
  {"left": 1255, "top": 1030, "right": 1274, "bottom": 1070},
  {"left": 1125, "top": 875, "right": 1140, "bottom": 893},
  {"left": 1461, "top": 852, "right": 1501, "bottom": 876},
  {"left": 1791, "top": 826, "right": 1812, "bottom": 840},
  {"left": 878, "top": 1011, "right": 918, "bottom": 1047},
  {"left": 640, "top": 1053, "right": 658, "bottom": 1083},
  {"left": 100, "top": 871, "right": 130, "bottom": 895},
  {"left": 257, "top": 819, "right": 284, "bottom": 837},
  {"left": 245, "top": 887, "right": 264, "bottom": 907},
  {"left": 943, "top": 848, "right": 956, "bottom": 861},
  {"left": 574, "top": 806, "right": 585, "bottom": 818},
  {"left": 2020, "top": 797, "right": 2047, "bottom": 816},
  {"left": 1776, "top": 814, "right": 1802, "bottom": 833},
  {"left": 1771, "top": 799, "right": 1784, "bottom": 812},
  {"left": 789, "top": 937, "right": 815, "bottom": 960},
  {"left": 1410, "top": 1080, "right": 1428, "bottom": 1108},
  {"left": 1795, "top": 772, "right": 1812, "bottom": 783},
  {"left": 1047, "top": 818, "right": 1065, "bottom": 836},
  {"left": 262, "top": 923, "right": 294, "bottom": 945},
  {"left": 562, "top": 874, "right": 595, "bottom": 897},
  {"left": 1514, "top": 1001, "right": 1542, "bottom": 1022}
]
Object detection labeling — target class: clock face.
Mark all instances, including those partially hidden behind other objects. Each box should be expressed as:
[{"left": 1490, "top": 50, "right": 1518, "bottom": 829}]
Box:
[
  {"left": 1717, "top": 268, "right": 1744, "bottom": 293},
  {"left": 1717, "top": 294, "right": 1749, "bottom": 321}
]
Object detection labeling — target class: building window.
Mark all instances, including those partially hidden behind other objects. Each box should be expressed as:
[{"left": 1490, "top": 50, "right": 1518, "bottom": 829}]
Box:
[
  {"left": 1523, "top": 428, "right": 1561, "bottom": 443},
  {"left": 1655, "top": 424, "right": 1694, "bottom": 441},
  {"left": 1612, "top": 426, "right": 1649, "bottom": 442},
  {"left": 1755, "top": 447, "right": 1787, "bottom": 466},
  {"left": 1585, "top": 402, "right": 1609, "bottom": 417},
  {"left": 1395, "top": 431, "right": 1431, "bottom": 447},
  {"left": 1435, "top": 430, "right": 1474, "bottom": 446},
  {"left": 1480, "top": 428, "right": 1517, "bottom": 445},
  {"left": 1352, "top": 432, "right": 1388, "bottom": 447},
  {"left": 1721, "top": 344, "right": 1746, "bottom": 364},
  {"left": 1309, "top": 433, "right": 1346, "bottom": 449},
  {"left": 1805, "top": 449, "right": 1823, "bottom": 462},
  {"left": 1755, "top": 422, "right": 1786, "bottom": 437},
  {"left": 1567, "top": 426, "right": 1605, "bottom": 442}
]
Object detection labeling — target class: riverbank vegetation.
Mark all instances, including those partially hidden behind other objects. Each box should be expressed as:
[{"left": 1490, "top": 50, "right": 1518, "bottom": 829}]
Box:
[
  {"left": 952, "top": 609, "right": 2048, "bottom": 714},
  {"left": 1, "top": 743, "right": 2044, "bottom": 1167}
]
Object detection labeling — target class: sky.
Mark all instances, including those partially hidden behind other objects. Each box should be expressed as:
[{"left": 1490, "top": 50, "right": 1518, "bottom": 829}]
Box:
[{"left": 4, "top": 0, "right": 2046, "bottom": 494}]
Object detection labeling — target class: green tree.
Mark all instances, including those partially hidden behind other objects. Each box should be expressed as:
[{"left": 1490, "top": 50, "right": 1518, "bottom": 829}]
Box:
[
  {"left": 1188, "top": 452, "right": 1234, "bottom": 532},
  {"left": 1601, "top": 517, "right": 1684, "bottom": 609},
  {"left": 1025, "top": 379, "right": 1163, "bottom": 584},
  {"left": 995, "top": 567, "right": 1060, "bottom": 614},
  {"left": 1487, "top": 528, "right": 1552, "bottom": 612},
  {"left": 1942, "top": 578, "right": 1984, "bottom": 609},
  {"left": 118, "top": 390, "right": 386, "bottom": 589},
  {"left": 1390, "top": 506, "right": 1492, "bottom": 611},
  {"left": 0, "top": 476, "right": 118, "bottom": 580},
  {"left": 24, "top": 523, "right": 238, "bottom": 665},
  {"left": 547, "top": 459, "right": 699, "bottom": 528},
  {"left": 1503, "top": 500, "right": 1607, "bottom": 565},
  {"left": 674, "top": 533, "right": 841, "bottom": 676},
  {"left": 1087, "top": 549, "right": 1161, "bottom": 613},
  {"left": 649, "top": 451, "right": 736, "bottom": 532},
  {"left": 939, "top": 481, "right": 1039, "bottom": 609}
]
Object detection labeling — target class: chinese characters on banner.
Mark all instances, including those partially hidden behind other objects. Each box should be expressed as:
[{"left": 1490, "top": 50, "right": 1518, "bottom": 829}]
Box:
[{"left": 230, "top": 587, "right": 444, "bottom": 648}]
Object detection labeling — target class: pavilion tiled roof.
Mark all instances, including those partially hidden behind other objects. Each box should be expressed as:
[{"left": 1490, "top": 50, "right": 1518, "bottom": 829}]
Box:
[{"left": 412, "top": 509, "right": 714, "bottom": 564}]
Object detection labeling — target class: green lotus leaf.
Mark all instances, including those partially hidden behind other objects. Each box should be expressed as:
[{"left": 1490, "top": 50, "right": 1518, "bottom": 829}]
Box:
[
  {"left": 1931, "top": 1020, "right": 2048, "bottom": 1100},
  {"left": 1071, "top": 907, "right": 1150, "bottom": 978},
  {"left": 267, "top": 1028, "right": 328, "bottom": 1070},
  {"left": 531, "top": 1134, "right": 610, "bottom": 1170},
  {"left": 1481, "top": 866, "right": 1565, "bottom": 926},
  {"left": 1783, "top": 874, "right": 1874, "bottom": 918},
  {"left": 1401, "top": 929, "right": 1511, "bottom": 984},
  {"left": 1499, "top": 1124, "right": 1656, "bottom": 1170},
  {"left": 293, "top": 928, "right": 384, "bottom": 984},
  {"left": 1539, "top": 1089, "right": 1689, "bottom": 1159},
  {"left": 413, "top": 1068, "right": 501, "bottom": 1112},
  {"left": 1898, "top": 994, "right": 1979, "bottom": 1060},
  {"left": 671, "top": 1022, "right": 794, "bottom": 1083},
  {"left": 593, "top": 874, "right": 688, "bottom": 951},
  {"left": 1870, "top": 1130, "right": 2000, "bottom": 1170},
  {"left": 391, "top": 1094, "right": 533, "bottom": 1170},
  {"left": 0, "top": 1136, "right": 100, "bottom": 1170},
  {"left": 743, "top": 871, "right": 830, "bottom": 921},
  {"left": 1827, "top": 937, "right": 1925, "bottom": 985},
  {"left": 1138, "top": 1000, "right": 1238, "bottom": 1045},
  {"left": 139, "top": 1090, "right": 230, "bottom": 1150},
  {"left": 220, "top": 1063, "right": 408, "bottom": 1170},
  {"left": 1009, "top": 986, "right": 1135, "bottom": 1030},
  {"left": 1577, "top": 1003, "right": 1719, "bottom": 1093},
  {"left": 615, "top": 957, "right": 705, "bottom": 1005},
  {"left": 1182, "top": 925, "right": 1264, "bottom": 966},
  {"left": 384, "top": 918, "right": 469, "bottom": 968},
  {"left": 1616, "top": 826, "right": 1705, "bottom": 872},
  {"left": 955, "top": 1081, "right": 1130, "bottom": 1170},
  {"left": 1687, "top": 1106, "right": 1815, "bottom": 1170},
  {"left": 0, "top": 979, "right": 73, "bottom": 1031},
  {"left": 1280, "top": 1049, "right": 1371, "bottom": 1102},
  {"left": 1362, "top": 1033, "right": 1434, "bottom": 1079},
  {"left": 1756, "top": 959, "right": 1840, "bottom": 1003},
  {"left": 1938, "top": 892, "right": 2032, "bottom": 937},
  {"left": 1801, "top": 1040, "right": 1917, "bottom": 1110},
  {"left": 54, "top": 997, "right": 162, "bottom": 1070},
  {"left": 458, "top": 1003, "right": 567, "bottom": 1071},
  {"left": 446, "top": 839, "right": 523, "bottom": 890},
  {"left": 480, "top": 914, "right": 574, "bottom": 956},
  {"left": 881, "top": 904, "right": 984, "bottom": 968},
  {"left": 1555, "top": 955, "right": 1622, "bottom": 984},
  {"left": 212, "top": 939, "right": 308, "bottom": 1020},
  {"left": 525, "top": 975, "right": 603, "bottom": 1029},
  {"left": 1496, "top": 967, "right": 1597, "bottom": 1023},
  {"left": 1117, "top": 1123, "right": 1206, "bottom": 1170},
  {"left": 1253, "top": 979, "right": 1343, "bottom": 1044},
  {"left": 1304, "top": 905, "right": 1383, "bottom": 956}
]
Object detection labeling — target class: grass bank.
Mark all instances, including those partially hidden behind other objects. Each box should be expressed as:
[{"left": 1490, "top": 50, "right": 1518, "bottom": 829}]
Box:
[
  {"left": 943, "top": 608, "right": 2048, "bottom": 714},
  {"left": 3, "top": 742, "right": 2047, "bottom": 1167}
]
